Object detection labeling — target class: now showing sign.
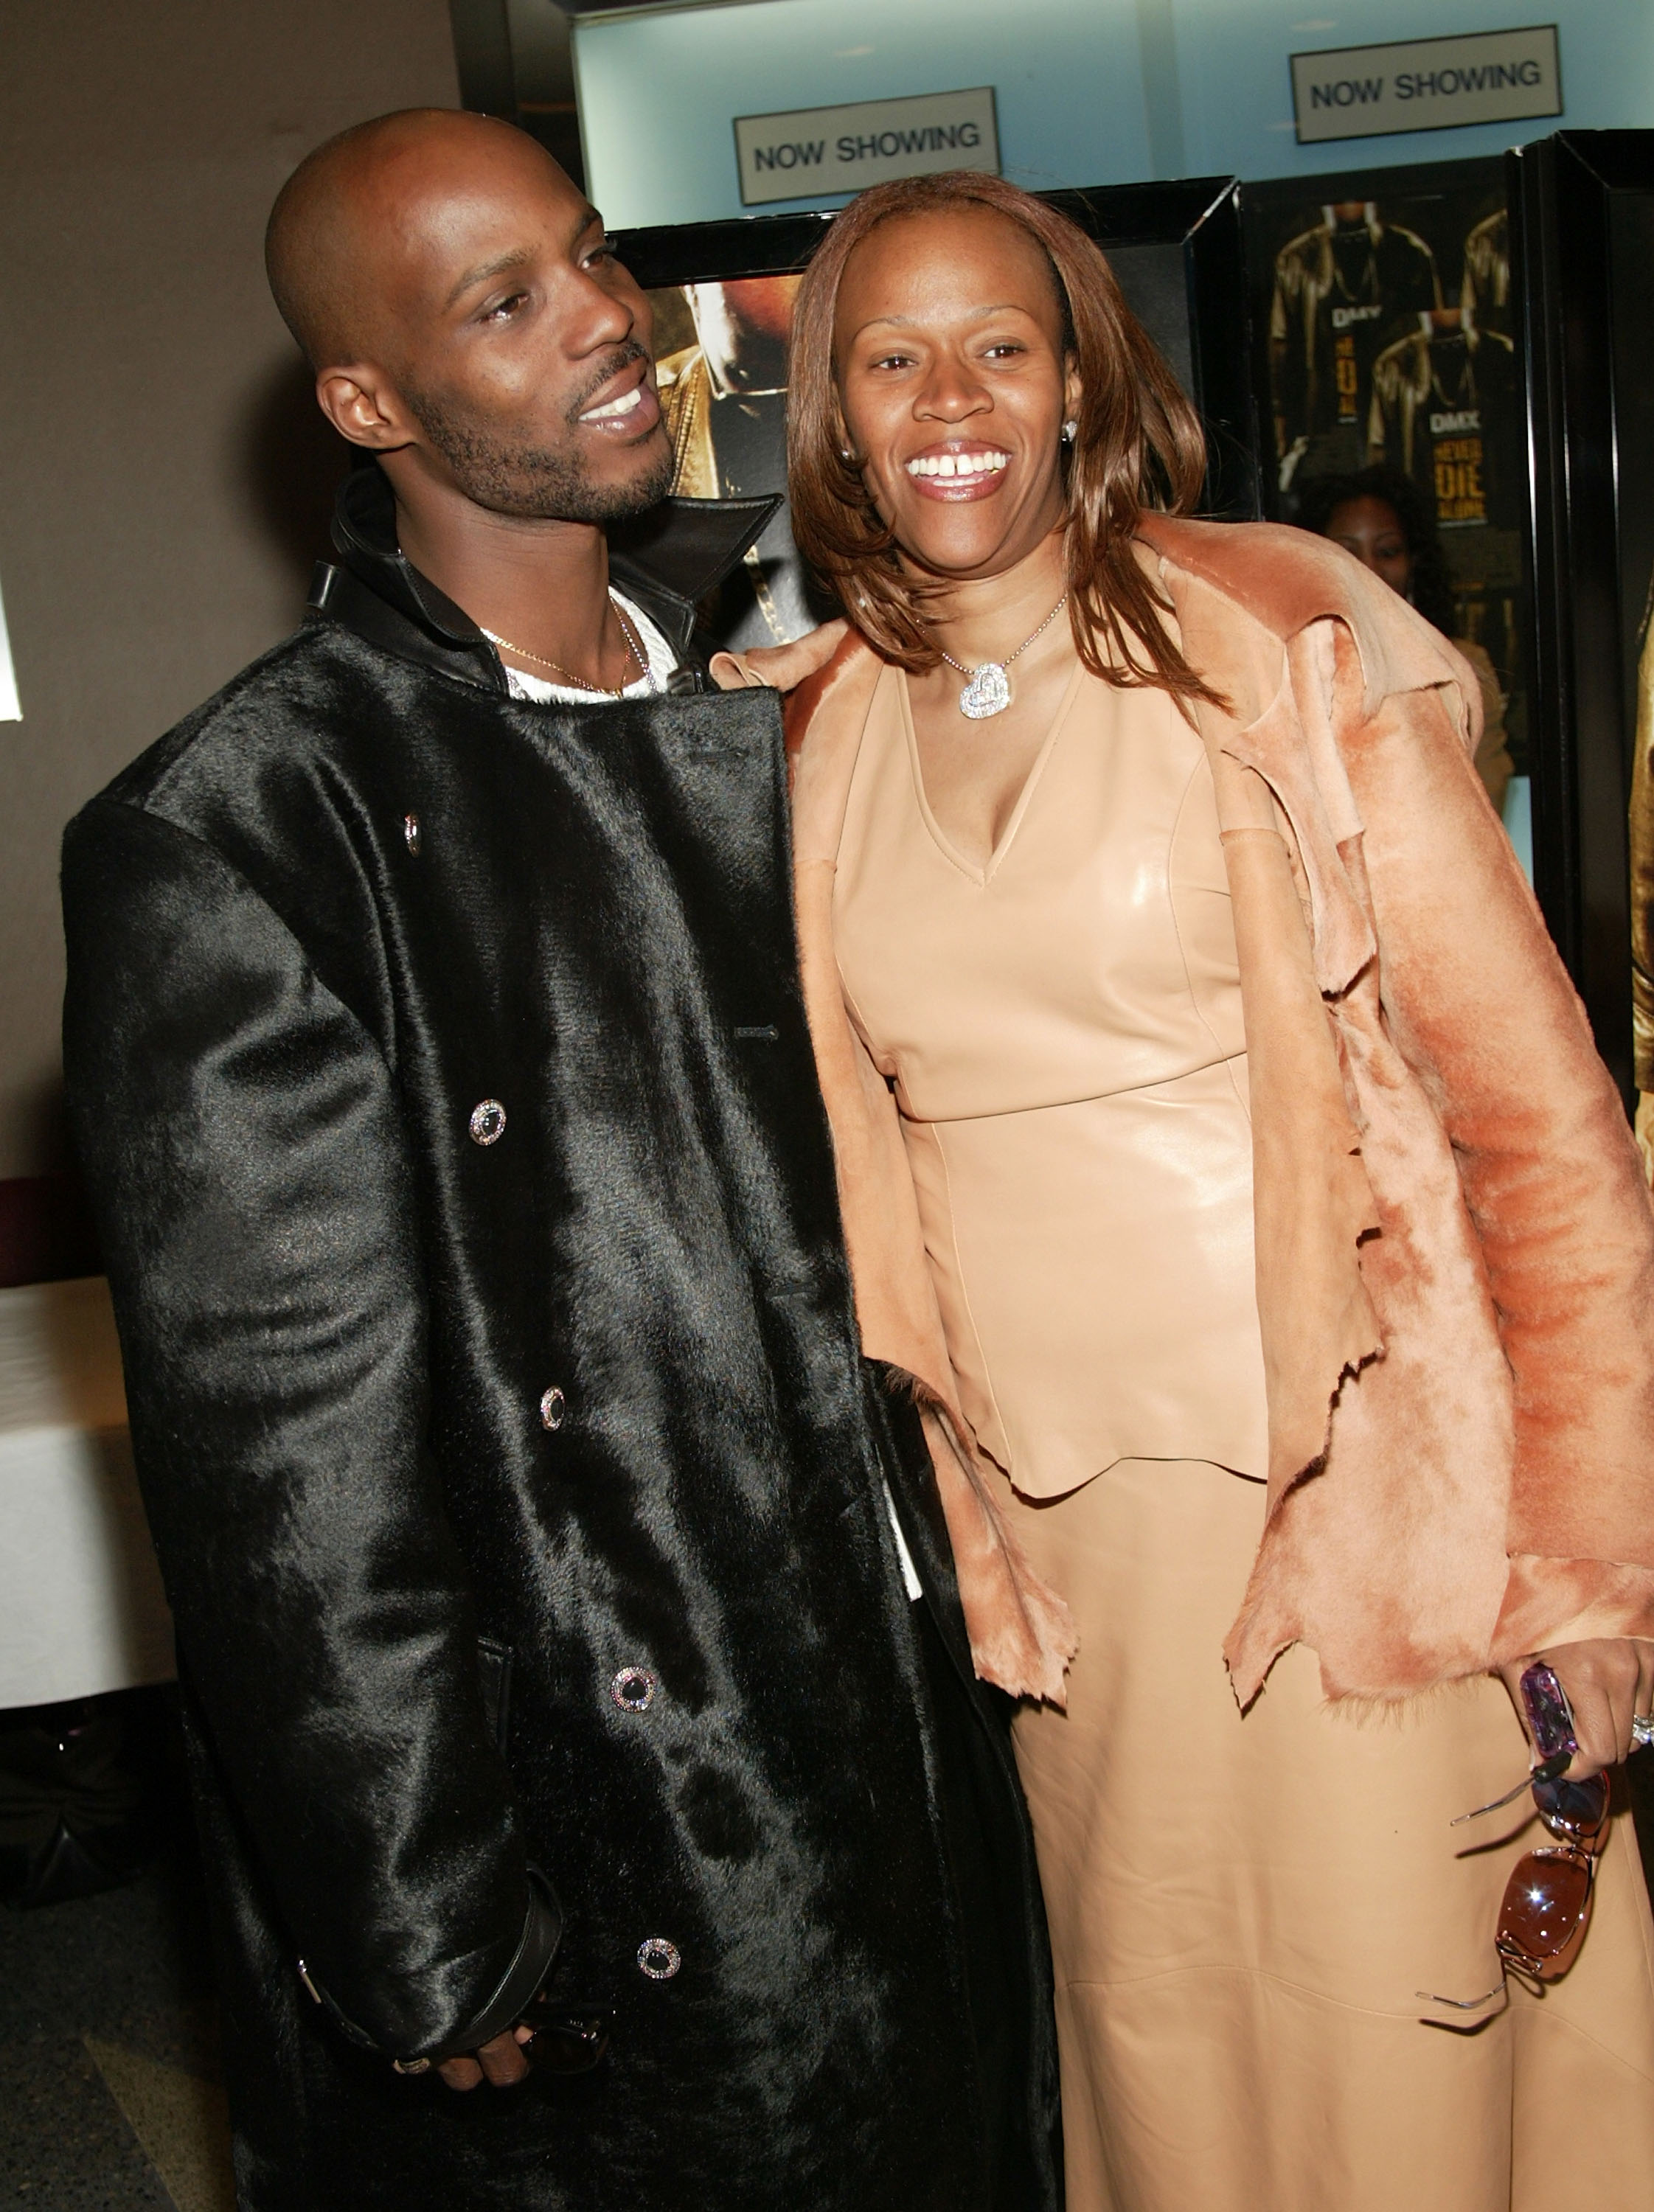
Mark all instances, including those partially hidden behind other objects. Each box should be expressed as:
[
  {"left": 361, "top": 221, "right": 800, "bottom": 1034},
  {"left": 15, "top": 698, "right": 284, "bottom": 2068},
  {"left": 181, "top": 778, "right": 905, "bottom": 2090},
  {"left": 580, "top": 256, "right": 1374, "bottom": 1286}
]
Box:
[
  {"left": 1290, "top": 25, "right": 1561, "bottom": 145},
  {"left": 734, "top": 87, "right": 998, "bottom": 209}
]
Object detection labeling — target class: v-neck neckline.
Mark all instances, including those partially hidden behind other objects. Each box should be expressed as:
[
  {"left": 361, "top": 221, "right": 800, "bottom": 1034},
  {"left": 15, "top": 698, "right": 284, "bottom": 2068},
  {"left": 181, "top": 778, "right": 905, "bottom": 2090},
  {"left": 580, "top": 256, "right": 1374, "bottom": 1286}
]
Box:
[{"left": 897, "top": 660, "right": 1087, "bottom": 886}]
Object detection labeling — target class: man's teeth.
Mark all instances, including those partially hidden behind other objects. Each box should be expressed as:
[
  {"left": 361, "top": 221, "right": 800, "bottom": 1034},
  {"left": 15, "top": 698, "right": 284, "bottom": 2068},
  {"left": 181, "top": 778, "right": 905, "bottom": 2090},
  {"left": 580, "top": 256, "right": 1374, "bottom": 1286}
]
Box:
[
  {"left": 582, "top": 383, "right": 644, "bottom": 422},
  {"left": 905, "top": 451, "right": 1008, "bottom": 479}
]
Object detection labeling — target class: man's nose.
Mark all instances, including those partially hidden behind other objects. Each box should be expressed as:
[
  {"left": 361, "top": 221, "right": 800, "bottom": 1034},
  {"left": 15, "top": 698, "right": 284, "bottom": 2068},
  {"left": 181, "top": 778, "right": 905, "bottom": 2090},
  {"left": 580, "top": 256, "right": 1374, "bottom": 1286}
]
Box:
[{"left": 570, "top": 272, "right": 636, "bottom": 355}]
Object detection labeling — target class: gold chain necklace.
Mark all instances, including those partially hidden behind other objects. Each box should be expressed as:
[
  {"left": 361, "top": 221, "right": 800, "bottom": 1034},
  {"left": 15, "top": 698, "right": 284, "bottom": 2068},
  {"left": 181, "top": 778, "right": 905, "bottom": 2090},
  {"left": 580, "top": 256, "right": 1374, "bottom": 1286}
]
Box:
[
  {"left": 937, "top": 594, "right": 1069, "bottom": 720},
  {"left": 485, "top": 601, "right": 647, "bottom": 697}
]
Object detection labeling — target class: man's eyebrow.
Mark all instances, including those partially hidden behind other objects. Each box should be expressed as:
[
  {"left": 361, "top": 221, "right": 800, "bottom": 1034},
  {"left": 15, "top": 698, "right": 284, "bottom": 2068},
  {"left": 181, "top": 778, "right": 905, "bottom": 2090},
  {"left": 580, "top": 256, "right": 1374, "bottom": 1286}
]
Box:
[
  {"left": 445, "top": 207, "right": 606, "bottom": 310},
  {"left": 445, "top": 246, "right": 532, "bottom": 310}
]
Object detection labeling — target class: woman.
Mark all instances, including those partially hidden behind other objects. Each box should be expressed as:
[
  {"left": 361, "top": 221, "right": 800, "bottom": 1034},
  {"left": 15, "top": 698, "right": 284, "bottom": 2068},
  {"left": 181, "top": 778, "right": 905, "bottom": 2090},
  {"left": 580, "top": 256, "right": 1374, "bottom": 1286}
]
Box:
[
  {"left": 1298, "top": 463, "right": 1514, "bottom": 811},
  {"left": 756, "top": 173, "right": 1654, "bottom": 2211}
]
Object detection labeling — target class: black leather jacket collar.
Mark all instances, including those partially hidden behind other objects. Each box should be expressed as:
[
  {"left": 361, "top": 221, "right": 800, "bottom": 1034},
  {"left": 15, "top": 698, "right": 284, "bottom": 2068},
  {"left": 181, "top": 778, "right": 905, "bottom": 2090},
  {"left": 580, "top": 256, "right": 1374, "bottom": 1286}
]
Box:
[{"left": 305, "top": 464, "right": 779, "bottom": 694}]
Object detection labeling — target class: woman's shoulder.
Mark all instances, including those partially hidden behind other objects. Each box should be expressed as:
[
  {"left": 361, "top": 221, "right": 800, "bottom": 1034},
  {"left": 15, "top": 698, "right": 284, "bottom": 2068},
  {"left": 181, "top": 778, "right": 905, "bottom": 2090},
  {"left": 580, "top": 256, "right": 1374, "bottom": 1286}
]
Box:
[
  {"left": 1136, "top": 512, "right": 1394, "bottom": 634},
  {"left": 1135, "top": 511, "right": 1464, "bottom": 700}
]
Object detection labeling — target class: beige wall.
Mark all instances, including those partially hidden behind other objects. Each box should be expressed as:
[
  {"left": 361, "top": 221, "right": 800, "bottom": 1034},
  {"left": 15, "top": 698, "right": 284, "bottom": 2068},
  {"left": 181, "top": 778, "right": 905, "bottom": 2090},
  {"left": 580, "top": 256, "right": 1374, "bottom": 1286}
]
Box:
[{"left": 0, "top": 1, "right": 459, "bottom": 1177}]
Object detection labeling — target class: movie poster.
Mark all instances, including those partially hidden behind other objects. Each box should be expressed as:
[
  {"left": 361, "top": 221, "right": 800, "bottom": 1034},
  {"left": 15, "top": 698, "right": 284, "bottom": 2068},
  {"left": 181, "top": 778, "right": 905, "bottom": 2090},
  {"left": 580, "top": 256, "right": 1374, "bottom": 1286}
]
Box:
[
  {"left": 1245, "top": 156, "right": 1525, "bottom": 770},
  {"left": 644, "top": 275, "right": 829, "bottom": 653}
]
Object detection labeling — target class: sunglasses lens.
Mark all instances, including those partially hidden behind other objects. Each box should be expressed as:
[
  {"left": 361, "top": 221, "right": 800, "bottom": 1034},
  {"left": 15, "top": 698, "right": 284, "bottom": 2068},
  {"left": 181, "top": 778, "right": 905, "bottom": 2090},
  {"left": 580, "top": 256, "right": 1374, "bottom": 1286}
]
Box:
[
  {"left": 1531, "top": 1771, "right": 1610, "bottom": 1838},
  {"left": 1499, "top": 1848, "right": 1593, "bottom": 1978}
]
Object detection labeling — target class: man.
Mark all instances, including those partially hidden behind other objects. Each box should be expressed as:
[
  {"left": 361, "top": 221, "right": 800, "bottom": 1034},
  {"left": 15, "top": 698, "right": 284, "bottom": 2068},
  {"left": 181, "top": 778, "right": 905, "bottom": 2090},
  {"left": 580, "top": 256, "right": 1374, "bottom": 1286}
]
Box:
[
  {"left": 658, "top": 276, "right": 832, "bottom": 648},
  {"left": 60, "top": 111, "right": 1059, "bottom": 2212},
  {"left": 1366, "top": 305, "right": 1518, "bottom": 530},
  {"left": 1269, "top": 198, "right": 1439, "bottom": 491}
]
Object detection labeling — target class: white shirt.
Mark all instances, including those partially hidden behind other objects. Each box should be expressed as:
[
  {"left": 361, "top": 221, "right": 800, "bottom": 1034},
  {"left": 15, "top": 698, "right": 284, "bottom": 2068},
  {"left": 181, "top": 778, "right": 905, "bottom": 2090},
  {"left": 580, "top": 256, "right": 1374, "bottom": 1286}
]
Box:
[{"left": 495, "top": 591, "right": 677, "bottom": 705}]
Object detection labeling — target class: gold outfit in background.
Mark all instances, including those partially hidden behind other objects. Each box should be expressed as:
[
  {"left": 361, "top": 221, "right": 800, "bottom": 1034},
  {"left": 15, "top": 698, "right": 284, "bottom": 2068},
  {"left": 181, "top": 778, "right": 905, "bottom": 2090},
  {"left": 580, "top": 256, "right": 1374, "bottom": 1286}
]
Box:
[{"left": 1460, "top": 206, "right": 1512, "bottom": 338}]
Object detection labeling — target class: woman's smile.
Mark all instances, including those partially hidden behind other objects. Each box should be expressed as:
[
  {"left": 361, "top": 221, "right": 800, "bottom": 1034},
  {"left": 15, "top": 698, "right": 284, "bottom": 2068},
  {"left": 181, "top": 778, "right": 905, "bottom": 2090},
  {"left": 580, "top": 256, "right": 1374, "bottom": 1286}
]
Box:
[{"left": 902, "top": 440, "right": 1012, "bottom": 497}]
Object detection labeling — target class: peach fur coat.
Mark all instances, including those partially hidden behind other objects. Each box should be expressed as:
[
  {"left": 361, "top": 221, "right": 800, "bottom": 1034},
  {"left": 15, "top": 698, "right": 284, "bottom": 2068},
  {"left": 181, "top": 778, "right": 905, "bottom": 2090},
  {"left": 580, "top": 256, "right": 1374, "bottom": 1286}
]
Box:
[{"left": 783, "top": 514, "right": 1654, "bottom": 1709}]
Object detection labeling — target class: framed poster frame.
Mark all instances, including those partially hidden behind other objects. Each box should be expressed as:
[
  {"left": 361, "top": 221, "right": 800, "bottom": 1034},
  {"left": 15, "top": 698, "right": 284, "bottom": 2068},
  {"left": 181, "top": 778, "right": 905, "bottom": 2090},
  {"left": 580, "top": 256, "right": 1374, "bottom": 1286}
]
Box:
[{"left": 1509, "top": 128, "right": 1654, "bottom": 1103}]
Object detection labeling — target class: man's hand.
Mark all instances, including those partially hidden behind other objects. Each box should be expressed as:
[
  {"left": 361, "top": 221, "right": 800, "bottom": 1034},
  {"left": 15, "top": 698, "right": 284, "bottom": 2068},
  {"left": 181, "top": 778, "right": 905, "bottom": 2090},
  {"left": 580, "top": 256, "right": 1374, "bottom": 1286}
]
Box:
[
  {"left": 1498, "top": 1638, "right": 1654, "bottom": 1778},
  {"left": 708, "top": 620, "right": 848, "bottom": 695},
  {"left": 436, "top": 2023, "right": 534, "bottom": 2092}
]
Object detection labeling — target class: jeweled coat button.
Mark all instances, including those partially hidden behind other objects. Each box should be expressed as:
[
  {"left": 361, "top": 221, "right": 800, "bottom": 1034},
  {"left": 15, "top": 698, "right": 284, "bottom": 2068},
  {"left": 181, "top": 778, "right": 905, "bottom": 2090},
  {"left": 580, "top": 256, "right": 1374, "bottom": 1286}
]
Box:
[
  {"left": 469, "top": 1099, "right": 507, "bottom": 1146},
  {"left": 403, "top": 813, "right": 421, "bottom": 855},
  {"left": 540, "top": 1386, "right": 565, "bottom": 1430},
  {"left": 611, "top": 1666, "right": 656, "bottom": 1711},
  {"left": 637, "top": 1937, "right": 681, "bottom": 1980}
]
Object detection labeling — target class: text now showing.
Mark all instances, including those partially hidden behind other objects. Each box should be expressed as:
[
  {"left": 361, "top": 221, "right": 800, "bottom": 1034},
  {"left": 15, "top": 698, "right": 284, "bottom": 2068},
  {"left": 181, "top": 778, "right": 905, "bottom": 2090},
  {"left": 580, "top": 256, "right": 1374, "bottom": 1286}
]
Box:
[{"left": 734, "top": 88, "right": 998, "bottom": 208}]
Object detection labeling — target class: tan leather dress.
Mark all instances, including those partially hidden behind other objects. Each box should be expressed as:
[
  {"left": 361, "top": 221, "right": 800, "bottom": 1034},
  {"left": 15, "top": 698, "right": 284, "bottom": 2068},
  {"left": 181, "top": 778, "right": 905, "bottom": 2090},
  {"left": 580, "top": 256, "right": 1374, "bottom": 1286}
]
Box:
[{"left": 834, "top": 661, "right": 1654, "bottom": 2212}]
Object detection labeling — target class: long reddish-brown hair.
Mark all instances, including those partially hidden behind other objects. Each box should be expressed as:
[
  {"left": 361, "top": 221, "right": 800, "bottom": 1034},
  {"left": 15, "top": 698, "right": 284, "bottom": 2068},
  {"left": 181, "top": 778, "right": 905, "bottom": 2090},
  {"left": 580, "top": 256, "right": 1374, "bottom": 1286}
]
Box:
[{"left": 787, "top": 171, "right": 1220, "bottom": 709}]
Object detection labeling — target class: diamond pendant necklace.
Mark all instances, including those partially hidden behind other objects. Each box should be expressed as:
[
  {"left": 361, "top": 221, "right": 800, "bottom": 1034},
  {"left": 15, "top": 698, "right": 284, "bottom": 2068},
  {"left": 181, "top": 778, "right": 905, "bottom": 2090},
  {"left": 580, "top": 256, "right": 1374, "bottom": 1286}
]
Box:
[{"left": 937, "top": 593, "right": 1069, "bottom": 720}]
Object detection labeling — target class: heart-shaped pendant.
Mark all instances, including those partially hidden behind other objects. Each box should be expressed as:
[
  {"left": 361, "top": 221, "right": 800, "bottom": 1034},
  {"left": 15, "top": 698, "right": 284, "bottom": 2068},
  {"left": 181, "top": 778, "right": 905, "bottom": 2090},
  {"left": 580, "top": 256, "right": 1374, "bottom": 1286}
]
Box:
[{"left": 959, "top": 662, "right": 1010, "bottom": 719}]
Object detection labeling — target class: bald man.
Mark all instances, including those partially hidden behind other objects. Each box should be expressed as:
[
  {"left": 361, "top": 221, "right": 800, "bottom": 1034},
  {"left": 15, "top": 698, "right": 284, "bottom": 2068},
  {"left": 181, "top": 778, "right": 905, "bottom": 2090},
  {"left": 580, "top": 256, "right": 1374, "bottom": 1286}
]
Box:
[{"left": 60, "top": 111, "right": 1060, "bottom": 2212}]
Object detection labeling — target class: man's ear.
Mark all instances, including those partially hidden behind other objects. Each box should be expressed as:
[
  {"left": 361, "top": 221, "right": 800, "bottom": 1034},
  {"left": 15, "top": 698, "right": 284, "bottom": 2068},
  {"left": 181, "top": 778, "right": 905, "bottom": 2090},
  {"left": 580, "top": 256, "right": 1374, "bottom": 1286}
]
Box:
[{"left": 314, "top": 364, "right": 412, "bottom": 453}]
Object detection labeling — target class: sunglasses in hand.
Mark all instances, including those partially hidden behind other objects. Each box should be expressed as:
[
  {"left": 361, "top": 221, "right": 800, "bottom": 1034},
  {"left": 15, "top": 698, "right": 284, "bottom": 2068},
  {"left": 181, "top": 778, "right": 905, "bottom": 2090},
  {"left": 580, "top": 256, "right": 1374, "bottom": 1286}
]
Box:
[{"left": 1422, "top": 1662, "right": 1611, "bottom": 2012}]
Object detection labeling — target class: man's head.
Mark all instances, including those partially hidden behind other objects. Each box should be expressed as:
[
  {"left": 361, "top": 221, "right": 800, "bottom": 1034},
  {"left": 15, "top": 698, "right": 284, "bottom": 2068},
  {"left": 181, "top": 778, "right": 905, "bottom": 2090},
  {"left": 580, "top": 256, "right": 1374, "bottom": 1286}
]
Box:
[
  {"left": 266, "top": 110, "right": 672, "bottom": 524},
  {"left": 684, "top": 277, "right": 801, "bottom": 397}
]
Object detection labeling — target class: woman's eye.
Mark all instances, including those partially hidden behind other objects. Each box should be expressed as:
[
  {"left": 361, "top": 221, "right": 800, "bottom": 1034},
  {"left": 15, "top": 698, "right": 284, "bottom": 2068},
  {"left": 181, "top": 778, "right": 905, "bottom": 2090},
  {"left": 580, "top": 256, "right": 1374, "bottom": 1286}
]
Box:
[
  {"left": 583, "top": 237, "right": 617, "bottom": 268},
  {"left": 869, "top": 351, "right": 914, "bottom": 372},
  {"left": 983, "top": 341, "right": 1026, "bottom": 361}
]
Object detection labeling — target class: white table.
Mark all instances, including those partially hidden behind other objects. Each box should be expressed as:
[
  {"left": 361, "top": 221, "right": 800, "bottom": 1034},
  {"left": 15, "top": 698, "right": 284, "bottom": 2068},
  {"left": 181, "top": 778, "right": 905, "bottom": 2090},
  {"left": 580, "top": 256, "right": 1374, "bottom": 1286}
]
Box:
[{"left": 0, "top": 1275, "right": 174, "bottom": 1709}]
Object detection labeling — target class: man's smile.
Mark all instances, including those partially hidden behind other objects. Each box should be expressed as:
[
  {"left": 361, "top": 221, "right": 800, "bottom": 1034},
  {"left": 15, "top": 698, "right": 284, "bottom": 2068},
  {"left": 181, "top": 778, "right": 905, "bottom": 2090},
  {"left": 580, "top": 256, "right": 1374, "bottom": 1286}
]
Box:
[{"left": 576, "top": 355, "right": 661, "bottom": 434}]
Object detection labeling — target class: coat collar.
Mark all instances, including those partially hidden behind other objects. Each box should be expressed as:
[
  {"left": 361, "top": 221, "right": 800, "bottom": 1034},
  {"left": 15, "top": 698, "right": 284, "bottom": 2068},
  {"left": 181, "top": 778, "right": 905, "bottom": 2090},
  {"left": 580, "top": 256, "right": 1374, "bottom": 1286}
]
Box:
[
  {"left": 305, "top": 463, "right": 780, "bottom": 694},
  {"left": 1134, "top": 511, "right": 1460, "bottom": 727}
]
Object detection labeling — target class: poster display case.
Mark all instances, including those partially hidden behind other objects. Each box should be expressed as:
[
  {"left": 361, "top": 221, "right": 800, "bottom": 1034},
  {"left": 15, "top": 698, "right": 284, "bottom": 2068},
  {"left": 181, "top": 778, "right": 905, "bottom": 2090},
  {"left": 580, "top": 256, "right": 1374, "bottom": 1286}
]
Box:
[{"left": 1244, "top": 155, "right": 1526, "bottom": 787}]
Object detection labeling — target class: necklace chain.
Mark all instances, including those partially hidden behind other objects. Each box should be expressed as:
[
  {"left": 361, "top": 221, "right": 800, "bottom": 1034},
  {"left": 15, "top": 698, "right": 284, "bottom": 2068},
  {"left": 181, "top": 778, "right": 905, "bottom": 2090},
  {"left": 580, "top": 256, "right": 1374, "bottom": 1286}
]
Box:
[
  {"left": 937, "top": 593, "right": 1069, "bottom": 681},
  {"left": 937, "top": 593, "right": 1069, "bottom": 720},
  {"left": 485, "top": 599, "right": 647, "bottom": 696}
]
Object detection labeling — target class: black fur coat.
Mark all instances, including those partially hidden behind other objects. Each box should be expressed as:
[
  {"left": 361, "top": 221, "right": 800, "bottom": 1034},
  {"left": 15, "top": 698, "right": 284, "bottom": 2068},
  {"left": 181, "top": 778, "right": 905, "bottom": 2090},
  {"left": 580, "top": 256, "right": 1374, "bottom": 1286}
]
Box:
[{"left": 60, "top": 478, "right": 1059, "bottom": 2211}]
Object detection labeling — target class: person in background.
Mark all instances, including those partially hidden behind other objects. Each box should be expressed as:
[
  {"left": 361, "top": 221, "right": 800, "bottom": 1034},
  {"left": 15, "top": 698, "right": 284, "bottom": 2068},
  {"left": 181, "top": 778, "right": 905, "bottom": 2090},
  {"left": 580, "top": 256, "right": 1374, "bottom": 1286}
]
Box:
[
  {"left": 765, "top": 167, "right": 1654, "bottom": 2212},
  {"left": 1299, "top": 463, "right": 1514, "bottom": 813}
]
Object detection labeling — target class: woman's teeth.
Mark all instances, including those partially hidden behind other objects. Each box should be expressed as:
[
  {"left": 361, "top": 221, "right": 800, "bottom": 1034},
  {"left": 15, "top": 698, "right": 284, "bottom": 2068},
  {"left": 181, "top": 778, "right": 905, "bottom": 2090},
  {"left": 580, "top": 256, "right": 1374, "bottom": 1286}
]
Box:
[
  {"left": 905, "top": 451, "right": 1008, "bottom": 479},
  {"left": 582, "top": 383, "right": 644, "bottom": 422}
]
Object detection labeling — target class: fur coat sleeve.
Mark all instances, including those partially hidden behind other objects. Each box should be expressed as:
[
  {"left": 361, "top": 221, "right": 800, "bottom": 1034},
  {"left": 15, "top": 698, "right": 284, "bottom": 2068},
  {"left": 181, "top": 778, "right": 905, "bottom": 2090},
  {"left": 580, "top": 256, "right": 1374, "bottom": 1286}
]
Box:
[{"left": 61, "top": 798, "right": 555, "bottom": 2056}]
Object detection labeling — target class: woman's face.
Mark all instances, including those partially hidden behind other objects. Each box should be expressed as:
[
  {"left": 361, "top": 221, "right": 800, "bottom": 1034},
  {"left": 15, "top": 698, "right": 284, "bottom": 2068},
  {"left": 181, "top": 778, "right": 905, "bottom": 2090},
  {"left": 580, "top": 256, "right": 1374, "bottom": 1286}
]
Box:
[
  {"left": 1324, "top": 495, "right": 1413, "bottom": 600},
  {"left": 833, "top": 206, "right": 1079, "bottom": 582}
]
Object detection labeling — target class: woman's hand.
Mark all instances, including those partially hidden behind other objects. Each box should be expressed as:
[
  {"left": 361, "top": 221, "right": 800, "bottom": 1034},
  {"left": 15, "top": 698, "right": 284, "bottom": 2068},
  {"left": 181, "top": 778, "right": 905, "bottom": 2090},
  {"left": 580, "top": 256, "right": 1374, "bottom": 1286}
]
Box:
[
  {"left": 708, "top": 620, "right": 847, "bottom": 693},
  {"left": 1498, "top": 1638, "right": 1654, "bottom": 1777}
]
